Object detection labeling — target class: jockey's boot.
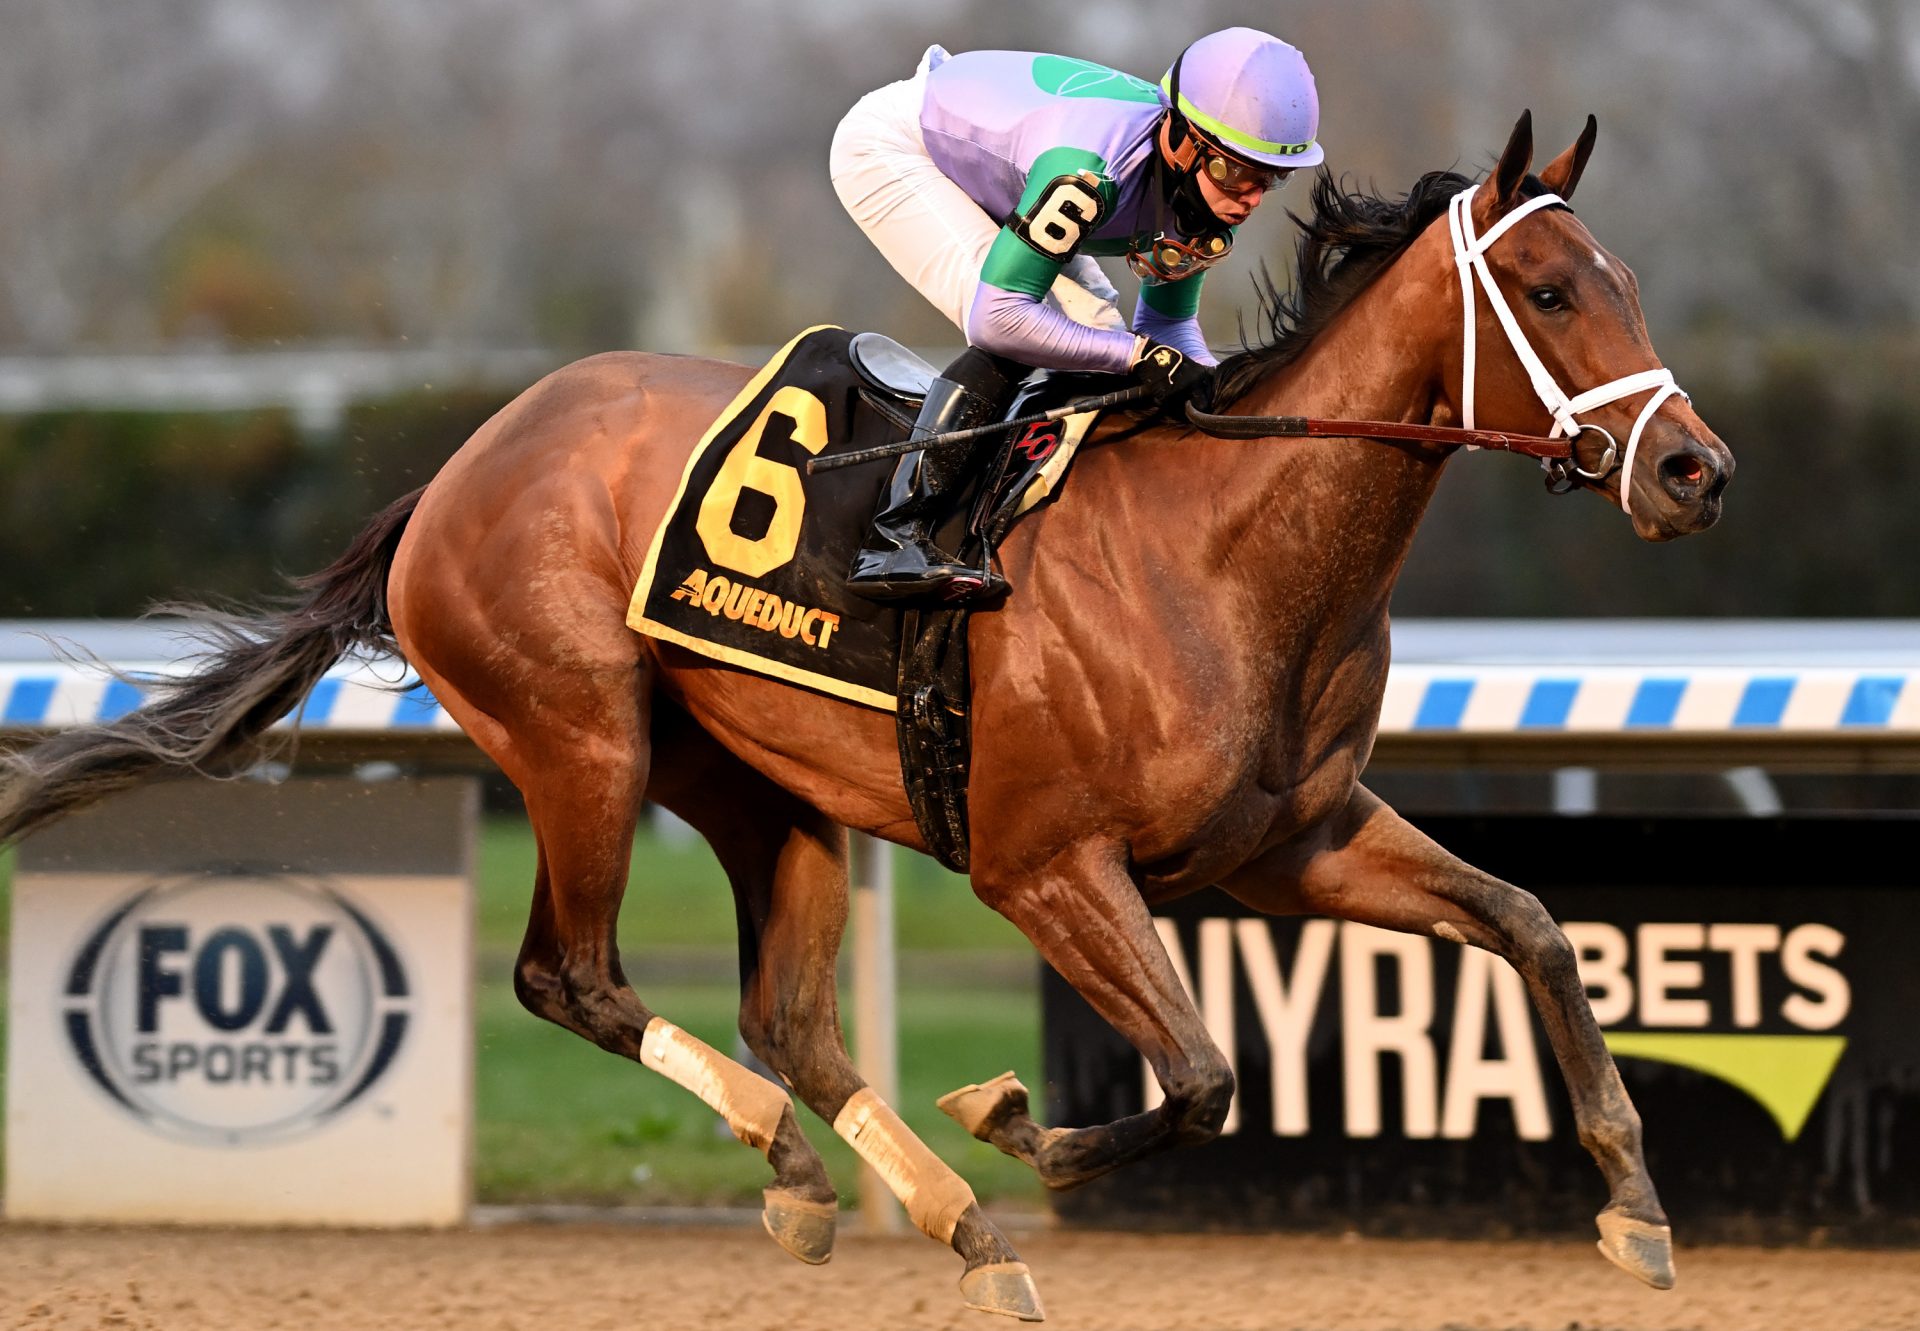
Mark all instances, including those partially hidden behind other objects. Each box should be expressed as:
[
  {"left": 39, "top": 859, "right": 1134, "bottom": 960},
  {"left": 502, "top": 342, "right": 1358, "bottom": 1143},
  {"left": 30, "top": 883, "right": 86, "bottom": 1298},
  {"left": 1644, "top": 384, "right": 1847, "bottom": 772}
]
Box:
[{"left": 847, "top": 349, "right": 1018, "bottom": 605}]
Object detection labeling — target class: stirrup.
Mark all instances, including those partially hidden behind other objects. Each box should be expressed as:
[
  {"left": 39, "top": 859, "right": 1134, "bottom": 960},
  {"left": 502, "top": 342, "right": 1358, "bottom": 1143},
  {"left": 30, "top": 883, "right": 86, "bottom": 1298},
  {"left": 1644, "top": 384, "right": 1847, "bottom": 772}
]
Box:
[{"left": 848, "top": 546, "right": 1008, "bottom": 605}]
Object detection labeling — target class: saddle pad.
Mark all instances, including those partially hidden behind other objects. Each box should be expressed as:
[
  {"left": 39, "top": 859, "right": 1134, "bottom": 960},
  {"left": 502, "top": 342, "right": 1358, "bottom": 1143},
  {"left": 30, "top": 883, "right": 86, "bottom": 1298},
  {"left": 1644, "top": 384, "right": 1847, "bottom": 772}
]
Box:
[
  {"left": 626, "top": 325, "right": 1103, "bottom": 712},
  {"left": 627, "top": 326, "right": 912, "bottom": 710}
]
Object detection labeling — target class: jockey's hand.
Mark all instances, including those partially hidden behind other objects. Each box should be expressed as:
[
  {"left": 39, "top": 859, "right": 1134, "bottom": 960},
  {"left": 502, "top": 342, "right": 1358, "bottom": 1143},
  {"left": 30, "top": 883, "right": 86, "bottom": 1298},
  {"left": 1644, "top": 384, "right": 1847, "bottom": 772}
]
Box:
[{"left": 1132, "top": 341, "right": 1214, "bottom": 410}]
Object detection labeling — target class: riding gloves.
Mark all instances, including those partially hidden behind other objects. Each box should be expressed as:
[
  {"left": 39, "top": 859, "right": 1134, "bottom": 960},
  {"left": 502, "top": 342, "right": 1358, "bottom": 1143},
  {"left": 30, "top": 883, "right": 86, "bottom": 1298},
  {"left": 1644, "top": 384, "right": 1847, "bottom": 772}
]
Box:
[{"left": 1132, "top": 340, "right": 1215, "bottom": 411}]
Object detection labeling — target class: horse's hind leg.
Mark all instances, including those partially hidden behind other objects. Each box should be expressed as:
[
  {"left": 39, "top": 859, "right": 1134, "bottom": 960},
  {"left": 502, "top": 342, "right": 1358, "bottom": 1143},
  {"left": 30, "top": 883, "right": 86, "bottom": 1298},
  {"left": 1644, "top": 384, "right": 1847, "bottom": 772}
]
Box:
[
  {"left": 513, "top": 804, "right": 834, "bottom": 1264},
  {"left": 646, "top": 701, "right": 1043, "bottom": 1322},
  {"left": 1222, "top": 786, "right": 1673, "bottom": 1290},
  {"left": 640, "top": 704, "right": 836, "bottom": 1263},
  {"left": 413, "top": 646, "right": 833, "bottom": 1264}
]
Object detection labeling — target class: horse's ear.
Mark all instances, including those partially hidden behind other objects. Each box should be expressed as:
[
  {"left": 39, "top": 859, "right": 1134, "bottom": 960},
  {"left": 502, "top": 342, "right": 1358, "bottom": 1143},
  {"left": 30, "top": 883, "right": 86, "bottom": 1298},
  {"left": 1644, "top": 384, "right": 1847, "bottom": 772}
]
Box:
[
  {"left": 1538, "top": 114, "right": 1598, "bottom": 201},
  {"left": 1492, "top": 109, "right": 1534, "bottom": 208}
]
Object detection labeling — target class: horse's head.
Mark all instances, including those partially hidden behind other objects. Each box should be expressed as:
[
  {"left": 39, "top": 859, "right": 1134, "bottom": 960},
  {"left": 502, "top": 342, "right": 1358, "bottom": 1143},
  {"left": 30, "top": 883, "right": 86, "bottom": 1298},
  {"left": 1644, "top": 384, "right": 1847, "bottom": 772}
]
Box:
[{"left": 1441, "top": 112, "right": 1733, "bottom": 540}]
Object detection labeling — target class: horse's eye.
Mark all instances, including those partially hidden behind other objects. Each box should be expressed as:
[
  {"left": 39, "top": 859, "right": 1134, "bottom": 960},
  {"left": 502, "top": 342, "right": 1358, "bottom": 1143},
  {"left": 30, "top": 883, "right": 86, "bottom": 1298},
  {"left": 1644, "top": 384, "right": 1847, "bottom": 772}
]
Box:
[{"left": 1529, "top": 286, "right": 1567, "bottom": 312}]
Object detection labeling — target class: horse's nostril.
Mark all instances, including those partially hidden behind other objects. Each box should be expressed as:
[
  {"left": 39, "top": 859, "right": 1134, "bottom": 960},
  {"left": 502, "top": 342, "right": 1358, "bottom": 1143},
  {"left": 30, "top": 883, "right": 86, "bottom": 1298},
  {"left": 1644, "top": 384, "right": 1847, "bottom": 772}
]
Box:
[{"left": 1662, "top": 454, "right": 1705, "bottom": 489}]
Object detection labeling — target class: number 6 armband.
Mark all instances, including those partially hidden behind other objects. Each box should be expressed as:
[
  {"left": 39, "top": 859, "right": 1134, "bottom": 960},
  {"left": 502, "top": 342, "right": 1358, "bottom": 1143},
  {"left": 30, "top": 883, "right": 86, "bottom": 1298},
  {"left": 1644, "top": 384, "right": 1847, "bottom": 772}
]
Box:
[{"left": 1008, "top": 169, "right": 1110, "bottom": 262}]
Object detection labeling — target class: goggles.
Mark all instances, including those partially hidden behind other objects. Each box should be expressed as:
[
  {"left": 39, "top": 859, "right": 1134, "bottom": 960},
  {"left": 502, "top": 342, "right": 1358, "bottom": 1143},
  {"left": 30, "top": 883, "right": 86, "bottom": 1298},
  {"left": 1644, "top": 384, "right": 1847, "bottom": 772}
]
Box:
[
  {"left": 1194, "top": 130, "right": 1291, "bottom": 195},
  {"left": 1126, "top": 230, "right": 1233, "bottom": 285}
]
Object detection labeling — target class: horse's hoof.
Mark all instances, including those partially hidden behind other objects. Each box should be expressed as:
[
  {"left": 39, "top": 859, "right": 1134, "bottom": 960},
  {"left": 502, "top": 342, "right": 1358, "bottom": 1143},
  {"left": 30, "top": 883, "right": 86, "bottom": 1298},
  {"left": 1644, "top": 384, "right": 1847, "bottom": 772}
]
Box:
[
  {"left": 1595, "top": 1209, "right": 1675, "bottom": 1290},
  {"left": 762, "top": 1188, "right": 836, "bottom": 1266},
  {"left": 939, "top": 1072, "right": 1028, "bottom": 1140},
  {"left": 959, "top": 1260, "right": 1046, "bottom": 1322}
]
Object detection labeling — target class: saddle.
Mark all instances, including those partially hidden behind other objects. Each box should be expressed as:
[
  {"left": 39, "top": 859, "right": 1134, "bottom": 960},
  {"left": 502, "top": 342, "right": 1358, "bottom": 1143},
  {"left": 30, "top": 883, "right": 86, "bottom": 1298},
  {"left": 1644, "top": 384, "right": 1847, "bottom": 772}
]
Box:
[
  {"left": 848, "top": 332, "right": 1108, "bottom": 554},
  {"left": 627, "top": 325, "right": 1122, "bottom": 871}
]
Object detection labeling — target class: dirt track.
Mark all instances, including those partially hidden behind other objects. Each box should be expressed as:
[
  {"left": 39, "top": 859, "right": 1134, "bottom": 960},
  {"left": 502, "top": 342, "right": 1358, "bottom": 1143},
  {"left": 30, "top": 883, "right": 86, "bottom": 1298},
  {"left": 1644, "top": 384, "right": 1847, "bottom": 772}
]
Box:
[{"left": 3, "top": 1222, "right": 1916, "bottom": 1331}]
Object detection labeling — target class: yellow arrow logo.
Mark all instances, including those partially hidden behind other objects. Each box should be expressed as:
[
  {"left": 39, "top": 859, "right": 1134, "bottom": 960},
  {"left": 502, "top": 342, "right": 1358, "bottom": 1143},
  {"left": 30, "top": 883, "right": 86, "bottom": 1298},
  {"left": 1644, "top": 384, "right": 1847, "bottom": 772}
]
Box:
[{"left": 1603, "top": 1033, "right": 1847, "bottom": 1142}]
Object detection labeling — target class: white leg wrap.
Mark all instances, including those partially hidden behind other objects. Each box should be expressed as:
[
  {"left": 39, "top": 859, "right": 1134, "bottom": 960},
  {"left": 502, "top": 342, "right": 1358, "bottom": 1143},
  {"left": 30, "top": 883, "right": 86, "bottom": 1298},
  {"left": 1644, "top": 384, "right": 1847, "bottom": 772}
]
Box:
[
  {"left": 833, "top": 1087, "right": 977, "bottom": 1243},
  {"left": 639, "top": 1017, "right": 790, "bottom": 1152}
]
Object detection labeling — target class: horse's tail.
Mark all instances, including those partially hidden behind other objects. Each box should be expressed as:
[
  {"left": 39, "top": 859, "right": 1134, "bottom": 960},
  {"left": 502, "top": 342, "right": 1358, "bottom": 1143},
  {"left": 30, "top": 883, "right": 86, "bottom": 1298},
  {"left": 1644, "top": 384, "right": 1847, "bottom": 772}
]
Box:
[{"left": 0, "top": 484, "right": 427, "bottom": 846}]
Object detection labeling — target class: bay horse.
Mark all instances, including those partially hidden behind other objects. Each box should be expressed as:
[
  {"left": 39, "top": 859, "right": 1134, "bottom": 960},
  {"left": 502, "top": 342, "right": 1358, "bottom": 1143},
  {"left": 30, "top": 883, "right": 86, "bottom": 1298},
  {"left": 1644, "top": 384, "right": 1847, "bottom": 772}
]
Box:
[{"left": 1, "top": 114, "right": 1730, "bottom": 1320}]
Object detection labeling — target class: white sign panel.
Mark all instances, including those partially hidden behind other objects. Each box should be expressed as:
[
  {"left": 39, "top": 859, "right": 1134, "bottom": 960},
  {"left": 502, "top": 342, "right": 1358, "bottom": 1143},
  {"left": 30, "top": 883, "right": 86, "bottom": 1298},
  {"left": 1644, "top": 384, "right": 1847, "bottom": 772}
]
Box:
[{"left": 5, "top": 778, "right": 473, "bottom": 1226}]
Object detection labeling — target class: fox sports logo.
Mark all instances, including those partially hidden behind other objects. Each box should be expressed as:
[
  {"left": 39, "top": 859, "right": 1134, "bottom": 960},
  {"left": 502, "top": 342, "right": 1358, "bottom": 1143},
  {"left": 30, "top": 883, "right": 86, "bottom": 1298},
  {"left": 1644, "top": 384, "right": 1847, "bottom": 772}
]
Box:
[{"left": 62, "top": 871, "right": 411, "bottom": 1146}]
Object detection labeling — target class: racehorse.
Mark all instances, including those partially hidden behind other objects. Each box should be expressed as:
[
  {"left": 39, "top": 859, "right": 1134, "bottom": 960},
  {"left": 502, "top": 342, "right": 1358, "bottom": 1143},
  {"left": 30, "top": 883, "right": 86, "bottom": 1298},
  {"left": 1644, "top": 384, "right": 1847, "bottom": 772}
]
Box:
[{"left": 1, "top": 114, "right": 1729, "bottom": 1321}]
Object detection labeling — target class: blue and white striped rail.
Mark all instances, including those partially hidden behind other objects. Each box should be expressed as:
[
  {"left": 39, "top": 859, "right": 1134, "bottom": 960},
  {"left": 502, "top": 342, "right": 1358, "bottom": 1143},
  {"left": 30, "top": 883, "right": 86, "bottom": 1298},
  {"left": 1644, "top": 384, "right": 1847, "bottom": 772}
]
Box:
[
  {"left": 0, "top": 661, "right": 463, "bottom": 735},
  {"left": 3, "top": 662, "right": 1914, "bottom": 738},
  {"left": 1374, "top": 621, "right": 1920, "bottom": 737},
  {"left": 1378, "top": 665, "right": 1914, "bottom": 734},
  {"left": 3, "top": 621, "right": 1918, "bottom": 738}
]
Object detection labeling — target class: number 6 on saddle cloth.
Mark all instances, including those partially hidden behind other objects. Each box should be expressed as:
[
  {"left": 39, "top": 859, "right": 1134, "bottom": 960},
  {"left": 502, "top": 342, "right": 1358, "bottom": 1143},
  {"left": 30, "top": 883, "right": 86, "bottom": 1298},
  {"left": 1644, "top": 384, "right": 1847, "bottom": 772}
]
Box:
[{"left": 625, "top": 325, "right": 1114, "bottom": 869}]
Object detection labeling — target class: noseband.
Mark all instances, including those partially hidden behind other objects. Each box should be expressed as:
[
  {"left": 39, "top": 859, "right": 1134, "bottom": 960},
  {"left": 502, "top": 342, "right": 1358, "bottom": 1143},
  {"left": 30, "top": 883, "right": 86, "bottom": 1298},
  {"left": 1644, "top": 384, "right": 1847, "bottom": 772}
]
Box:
[{"left": 1446, "top": 185, "right": 1687, "bottom": 516}]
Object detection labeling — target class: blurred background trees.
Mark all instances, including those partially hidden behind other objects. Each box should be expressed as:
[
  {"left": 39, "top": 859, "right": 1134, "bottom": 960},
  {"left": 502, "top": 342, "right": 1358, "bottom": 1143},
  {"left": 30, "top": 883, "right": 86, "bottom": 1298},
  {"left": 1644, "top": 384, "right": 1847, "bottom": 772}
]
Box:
[{"left": 0, "top": 0, "right": 1913, "bottom": 616}]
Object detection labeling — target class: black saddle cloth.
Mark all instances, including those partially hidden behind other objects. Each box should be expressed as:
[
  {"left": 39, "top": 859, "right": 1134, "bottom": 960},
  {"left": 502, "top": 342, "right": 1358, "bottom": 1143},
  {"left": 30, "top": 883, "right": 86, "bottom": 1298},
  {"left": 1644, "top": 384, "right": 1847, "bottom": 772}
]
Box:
[{"left": 627, "top": 325, "right": 1116, "bottom": 713}]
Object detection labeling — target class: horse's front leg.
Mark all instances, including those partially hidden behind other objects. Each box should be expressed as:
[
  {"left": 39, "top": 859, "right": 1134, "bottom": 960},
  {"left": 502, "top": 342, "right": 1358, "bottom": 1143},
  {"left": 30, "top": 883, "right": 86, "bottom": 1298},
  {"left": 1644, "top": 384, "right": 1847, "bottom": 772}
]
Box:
[
  {"left": 944, "top": 838, "right": 1235, "bottom": 1190},
  {"left": 1220, "top": 785, "right": 1673, "bottom": 1290}
]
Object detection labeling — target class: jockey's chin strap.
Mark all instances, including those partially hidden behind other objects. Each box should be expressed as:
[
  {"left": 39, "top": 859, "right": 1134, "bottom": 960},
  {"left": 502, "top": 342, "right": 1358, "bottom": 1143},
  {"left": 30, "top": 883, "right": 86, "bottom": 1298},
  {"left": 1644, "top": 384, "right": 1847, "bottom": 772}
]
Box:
[{"left": 1447, "top": 184, "right": 1687, "bottom": 517}]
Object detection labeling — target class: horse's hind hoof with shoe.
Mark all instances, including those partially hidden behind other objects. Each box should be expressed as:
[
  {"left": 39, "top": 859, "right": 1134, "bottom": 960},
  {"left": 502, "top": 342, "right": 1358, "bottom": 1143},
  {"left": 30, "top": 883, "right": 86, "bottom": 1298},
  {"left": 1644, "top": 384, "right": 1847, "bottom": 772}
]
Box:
[
  {"left": 960, "top": 1261, "right": 1047, "bottom": 1322},
  {"left": 761, "top": 1187, "right": 838, "bottom": 1265}
]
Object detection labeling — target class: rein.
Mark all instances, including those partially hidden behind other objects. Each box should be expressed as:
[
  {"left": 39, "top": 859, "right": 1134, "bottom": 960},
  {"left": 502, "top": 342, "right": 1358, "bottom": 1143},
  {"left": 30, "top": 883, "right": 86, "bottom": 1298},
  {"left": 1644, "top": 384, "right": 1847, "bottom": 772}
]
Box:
[{"left": 1181, "top": 405, "right": 1583, "bottom": 463}]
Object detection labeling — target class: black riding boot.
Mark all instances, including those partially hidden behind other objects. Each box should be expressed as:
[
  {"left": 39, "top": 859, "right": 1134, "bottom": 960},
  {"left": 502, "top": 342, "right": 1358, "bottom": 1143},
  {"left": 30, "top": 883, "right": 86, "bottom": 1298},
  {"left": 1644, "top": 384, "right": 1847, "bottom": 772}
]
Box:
[{"left": 847, "top": 350, "right": 1017, "bottom": 604}]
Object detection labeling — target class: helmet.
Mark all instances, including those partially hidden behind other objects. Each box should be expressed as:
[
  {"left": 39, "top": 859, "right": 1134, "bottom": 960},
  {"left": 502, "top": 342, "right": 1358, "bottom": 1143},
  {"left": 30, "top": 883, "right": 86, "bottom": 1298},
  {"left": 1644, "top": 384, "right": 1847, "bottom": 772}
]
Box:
[{"left": 1161, "top": 28, "right": 1323, "bottom": 170}]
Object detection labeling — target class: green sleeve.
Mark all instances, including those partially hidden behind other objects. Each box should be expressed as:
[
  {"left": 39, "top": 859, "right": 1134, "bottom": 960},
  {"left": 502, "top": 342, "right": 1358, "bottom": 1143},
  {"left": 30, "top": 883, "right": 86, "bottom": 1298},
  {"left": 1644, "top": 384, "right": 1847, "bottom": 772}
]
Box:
[
  {"left": 1138, "top": 270, "right": 1206, "bottom": 319},
  {"left": 979, "top": 146, "right": 1117, "bottom": 298}
]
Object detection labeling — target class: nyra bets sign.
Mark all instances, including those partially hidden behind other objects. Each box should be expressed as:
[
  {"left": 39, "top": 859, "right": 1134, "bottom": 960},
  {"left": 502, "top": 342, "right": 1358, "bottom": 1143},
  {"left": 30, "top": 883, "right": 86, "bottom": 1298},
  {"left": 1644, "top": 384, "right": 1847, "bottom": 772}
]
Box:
[
  {"left": 1044, "top": 816, "right": 1920, "bottom": 1237},
  {"left": 6, "top": 778, "right": 473, "bottom": 1226}
]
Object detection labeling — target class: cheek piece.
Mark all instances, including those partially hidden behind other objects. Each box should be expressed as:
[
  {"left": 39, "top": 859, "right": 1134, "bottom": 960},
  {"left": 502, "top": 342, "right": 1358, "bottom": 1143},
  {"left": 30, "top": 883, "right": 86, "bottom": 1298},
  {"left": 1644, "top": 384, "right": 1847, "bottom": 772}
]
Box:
[{"left": 1447, "top": 184, "right": 1687, "bottom": 517}]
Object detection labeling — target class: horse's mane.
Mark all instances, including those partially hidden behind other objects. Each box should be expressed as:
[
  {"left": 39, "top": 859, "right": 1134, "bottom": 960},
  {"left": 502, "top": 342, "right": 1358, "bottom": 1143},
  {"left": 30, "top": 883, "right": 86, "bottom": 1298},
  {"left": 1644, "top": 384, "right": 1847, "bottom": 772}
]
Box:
[{"left": 1213, "top": 167, "right": 1540, "bottom": 407}]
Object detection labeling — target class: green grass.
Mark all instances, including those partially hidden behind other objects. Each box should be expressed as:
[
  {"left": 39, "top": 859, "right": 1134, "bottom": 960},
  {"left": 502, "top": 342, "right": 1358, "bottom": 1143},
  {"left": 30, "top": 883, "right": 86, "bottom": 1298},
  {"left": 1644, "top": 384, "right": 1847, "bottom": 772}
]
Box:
[
  {"left": 473, "top": 812, "right": 1042, "bottom": 1207},
  {"left": 475, "top": 812, "right": 1033, "bottom": 955}
]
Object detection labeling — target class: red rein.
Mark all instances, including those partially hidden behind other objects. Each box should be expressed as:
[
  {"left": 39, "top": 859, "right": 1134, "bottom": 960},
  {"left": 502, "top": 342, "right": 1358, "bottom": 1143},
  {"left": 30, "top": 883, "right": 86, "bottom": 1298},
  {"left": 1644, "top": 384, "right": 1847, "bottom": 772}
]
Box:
[{"left": 1183, "top": 405, "right": 1574, "bottom": 461}]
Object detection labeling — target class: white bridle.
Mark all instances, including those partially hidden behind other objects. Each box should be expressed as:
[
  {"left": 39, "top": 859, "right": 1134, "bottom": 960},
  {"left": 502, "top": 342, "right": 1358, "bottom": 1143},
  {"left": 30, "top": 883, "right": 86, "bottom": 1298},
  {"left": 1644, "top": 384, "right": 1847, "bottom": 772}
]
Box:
[{"left": 1446, "top": 185, "right": 1687, "bottom": 517}]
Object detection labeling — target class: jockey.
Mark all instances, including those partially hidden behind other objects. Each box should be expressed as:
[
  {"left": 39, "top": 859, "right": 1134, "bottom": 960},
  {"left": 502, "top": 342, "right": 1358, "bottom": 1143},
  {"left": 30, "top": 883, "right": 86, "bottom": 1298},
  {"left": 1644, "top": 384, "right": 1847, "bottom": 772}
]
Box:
[{"left": 830, "top": 28, "right": 1323, "bottom": 604}]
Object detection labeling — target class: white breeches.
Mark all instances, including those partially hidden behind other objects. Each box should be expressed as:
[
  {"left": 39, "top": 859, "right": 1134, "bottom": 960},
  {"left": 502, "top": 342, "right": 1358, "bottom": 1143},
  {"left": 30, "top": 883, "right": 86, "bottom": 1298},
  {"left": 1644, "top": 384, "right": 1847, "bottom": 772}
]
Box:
[{"left": 827, "top": 50, "right": 1127, "bottom": 344}]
